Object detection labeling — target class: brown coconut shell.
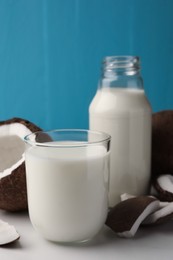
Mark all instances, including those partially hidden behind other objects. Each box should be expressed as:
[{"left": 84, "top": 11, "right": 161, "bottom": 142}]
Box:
[
  {"left": 0, "top": 117, "right": 42, "bottom": 211},
  {"left": 152, "top": 110, "right": 173, "bottom": 179}
]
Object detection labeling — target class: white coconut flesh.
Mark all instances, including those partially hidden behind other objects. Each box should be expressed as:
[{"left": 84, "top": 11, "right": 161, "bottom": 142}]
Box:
[
  {"left": 143, "top": 202, "right": 173, "bottom": 225},
  {"left": 0, "top": 220, "right": 19, "bottom": 245},
  {"left": 0, "top": 123, "right": 32, "bottom": 179}
]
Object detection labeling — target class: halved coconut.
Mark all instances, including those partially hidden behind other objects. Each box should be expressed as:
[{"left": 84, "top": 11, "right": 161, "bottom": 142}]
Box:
[{"left": 0, "top": 118, "right": 42, "bottom": 211}]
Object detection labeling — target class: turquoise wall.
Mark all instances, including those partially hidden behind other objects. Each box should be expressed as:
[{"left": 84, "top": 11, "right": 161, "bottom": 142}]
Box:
[{"left": 0, "top": 0, "right": 172, "bottom": 130}]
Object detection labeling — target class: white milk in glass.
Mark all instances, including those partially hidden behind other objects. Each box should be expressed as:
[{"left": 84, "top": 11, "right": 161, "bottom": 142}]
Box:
[
  {"left": 89, "top": 56, "right": 152, "bottom": 207},
  {"left": 25, "top": 143, "right": 110, "bottom": 242}
]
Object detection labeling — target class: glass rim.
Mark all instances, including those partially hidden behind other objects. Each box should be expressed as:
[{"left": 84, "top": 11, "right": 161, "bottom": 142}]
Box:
[{"left": 24, "top": 129, "right": 111, "bottom": 148}]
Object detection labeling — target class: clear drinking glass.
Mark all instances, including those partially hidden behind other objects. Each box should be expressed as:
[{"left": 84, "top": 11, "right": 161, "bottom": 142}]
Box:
[{"left": 24, "top": 129, "right": 111, "bottom": 243}]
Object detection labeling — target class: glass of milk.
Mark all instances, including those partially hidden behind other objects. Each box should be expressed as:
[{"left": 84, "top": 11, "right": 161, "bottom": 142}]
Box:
[{"left": 24, "top": 129, "right": 111, "bottom": 243}]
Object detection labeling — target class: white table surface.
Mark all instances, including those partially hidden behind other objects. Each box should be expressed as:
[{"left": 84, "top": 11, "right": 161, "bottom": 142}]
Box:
[{"left": 0, "top": 209, "right": 173, "bottom": 260}]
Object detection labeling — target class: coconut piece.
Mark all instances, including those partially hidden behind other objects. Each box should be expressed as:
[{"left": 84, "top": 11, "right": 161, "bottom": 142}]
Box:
[
  {"left": 153, "top": 174, "right": 173, "bottom": 202},
  {"left": 0, "top": 118, "right": 42, "bottom": 211},
  {"left": 105, "top": 196, "right": 160, "bottom": 238},
  {"left": 143, "top": 202, "right": 173, "bottom": 225},
  {"left": 120, "top": 193, "right": 173, "bottom": 225},
  {"left": 0, "top": 219, "right": 19, "bottom": 245}
]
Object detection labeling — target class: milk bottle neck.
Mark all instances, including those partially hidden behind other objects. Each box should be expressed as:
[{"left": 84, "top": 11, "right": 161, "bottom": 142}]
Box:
[{"left": 100, "top": 56, "right": 144, "bottom": 90}]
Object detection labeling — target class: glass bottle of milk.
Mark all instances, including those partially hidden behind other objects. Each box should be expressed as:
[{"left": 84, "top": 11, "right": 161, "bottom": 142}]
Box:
[{"left": 89, "top": 56, "right": 152, "bottom": 207}]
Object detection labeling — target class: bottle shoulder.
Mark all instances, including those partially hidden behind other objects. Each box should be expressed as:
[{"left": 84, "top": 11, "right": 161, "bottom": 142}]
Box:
[{"left": 89, "top": 88, "right": 152, "bottom": 115}]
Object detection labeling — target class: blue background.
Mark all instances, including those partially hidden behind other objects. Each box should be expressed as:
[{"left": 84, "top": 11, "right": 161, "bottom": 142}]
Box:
[{"left": 0, "top": 0, "right": 172, "bottom": 130}]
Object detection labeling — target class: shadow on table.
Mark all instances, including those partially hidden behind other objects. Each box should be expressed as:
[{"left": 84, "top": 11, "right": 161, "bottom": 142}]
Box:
[{"left": 1, "top": 239, "right": 22, "bottom": 249}]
